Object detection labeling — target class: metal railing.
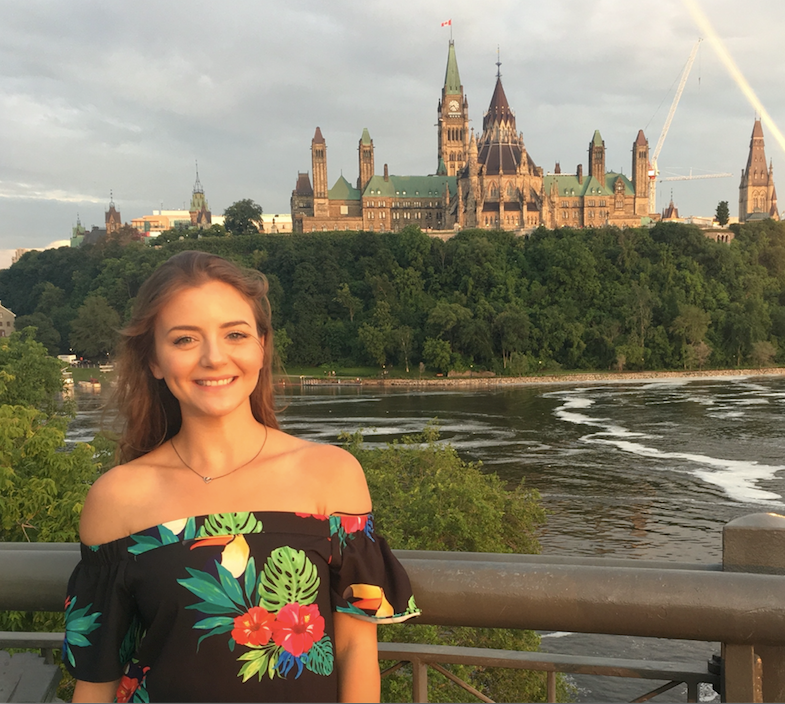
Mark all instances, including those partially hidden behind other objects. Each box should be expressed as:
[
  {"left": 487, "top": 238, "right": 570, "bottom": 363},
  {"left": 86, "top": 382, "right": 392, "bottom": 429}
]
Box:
[{"left": 1, "top": 513, "right": 784, "bottom": 703}]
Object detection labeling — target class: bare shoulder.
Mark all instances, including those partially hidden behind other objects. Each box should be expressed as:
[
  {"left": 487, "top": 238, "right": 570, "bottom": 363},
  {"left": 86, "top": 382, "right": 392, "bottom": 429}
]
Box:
[
  {"left": 79, "top": 454, "right": 161, "bottom": 546},
  {"left": 297, "top": 441, "right": 372, "bottom": 515}
]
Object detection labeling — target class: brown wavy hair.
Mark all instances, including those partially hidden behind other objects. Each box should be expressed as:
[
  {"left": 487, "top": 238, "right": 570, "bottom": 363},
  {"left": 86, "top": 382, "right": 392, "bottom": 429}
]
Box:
[{"left": 114, "top": 250, "right": 278, "bottom": 462}]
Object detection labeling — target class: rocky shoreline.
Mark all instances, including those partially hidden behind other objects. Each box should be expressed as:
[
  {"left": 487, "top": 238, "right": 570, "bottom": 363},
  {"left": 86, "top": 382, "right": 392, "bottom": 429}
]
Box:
[{"left": 290, "top": 367, "right": 785, "bottom": 388}]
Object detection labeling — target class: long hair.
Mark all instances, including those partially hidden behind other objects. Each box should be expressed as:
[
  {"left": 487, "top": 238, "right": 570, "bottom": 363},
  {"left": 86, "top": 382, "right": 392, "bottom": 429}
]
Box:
[{"left": 114, "top": 250, "right": 278, "bottom": 462}]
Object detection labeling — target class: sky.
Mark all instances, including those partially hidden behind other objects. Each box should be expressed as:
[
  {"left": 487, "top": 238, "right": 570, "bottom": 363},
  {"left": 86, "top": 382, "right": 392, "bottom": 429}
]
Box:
[{"left": 1, "top": 0, "right": 783, "bottom": 267}]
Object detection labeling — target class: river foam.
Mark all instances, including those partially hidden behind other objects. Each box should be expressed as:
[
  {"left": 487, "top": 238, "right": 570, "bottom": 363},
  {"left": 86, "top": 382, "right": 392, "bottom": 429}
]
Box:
[{"left": 549, "top": 384, "right": 785, "bottom": 506}]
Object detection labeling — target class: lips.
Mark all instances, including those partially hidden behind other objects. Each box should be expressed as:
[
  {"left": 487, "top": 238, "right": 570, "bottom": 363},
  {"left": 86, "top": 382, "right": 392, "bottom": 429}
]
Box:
[{"left": 195, "top": 377, "right": 236, "bottom": 387}]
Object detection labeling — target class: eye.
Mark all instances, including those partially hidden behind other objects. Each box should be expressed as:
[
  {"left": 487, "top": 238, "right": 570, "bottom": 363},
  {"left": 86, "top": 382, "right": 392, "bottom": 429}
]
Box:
[
  {"left": 227, "top": 331, "right": 249, "bottom": 341},
  {"left": 173, "top": 336, "right": 194, "bottom": 346}
]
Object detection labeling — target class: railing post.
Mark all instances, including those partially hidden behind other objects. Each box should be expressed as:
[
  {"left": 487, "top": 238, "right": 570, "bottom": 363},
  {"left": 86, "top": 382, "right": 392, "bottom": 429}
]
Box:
[
  {"left": 723, "top": 512, "right": 785, "bottom": 702},
  {"left": 411, "top": 657, "right": 428, "bottom": 703}
]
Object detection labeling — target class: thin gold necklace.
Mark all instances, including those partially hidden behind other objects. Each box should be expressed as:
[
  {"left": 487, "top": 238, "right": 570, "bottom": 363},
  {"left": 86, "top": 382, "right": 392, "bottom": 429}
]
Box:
[{"left": 170, "top": 426, "right": 268, "bottom": 484}]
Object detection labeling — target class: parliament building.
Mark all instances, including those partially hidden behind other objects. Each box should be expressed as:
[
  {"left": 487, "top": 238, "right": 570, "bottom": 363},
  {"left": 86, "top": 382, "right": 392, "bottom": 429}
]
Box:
[{"left": 291, "top": 41, "right": 772, "bottom": 234}]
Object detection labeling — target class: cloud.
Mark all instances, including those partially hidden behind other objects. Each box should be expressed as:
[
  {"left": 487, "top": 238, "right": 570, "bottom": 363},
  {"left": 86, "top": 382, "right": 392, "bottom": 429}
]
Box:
[{"left": 0, "top": 0, "right": 783, "bottom": 249}]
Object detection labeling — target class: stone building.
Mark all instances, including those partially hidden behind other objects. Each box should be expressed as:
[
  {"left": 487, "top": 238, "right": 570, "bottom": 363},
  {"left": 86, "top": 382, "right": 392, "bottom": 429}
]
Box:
[
  {"left": 739, "top": 119, "right": 779, "bottom": 223},
  {"left": 539, "top": 130, "right": 651, "bottom": 230},
  {"left": 0, "top": 302, "right": 15, "bottom": 338},
  {"left": 105, "top": 193, "right": 121, "bottom": 236},
  {"left": 291, "top": 40, "right": 653, "bottom": 234},
  {"left": 451, "top": 69, "right": 544, "bottom": 230},
  {"left": 291, "top": 127, "right": 455, "bottom": 233},
  {"left": 189, "top": 166, "right": 212, "bottom": 228}
]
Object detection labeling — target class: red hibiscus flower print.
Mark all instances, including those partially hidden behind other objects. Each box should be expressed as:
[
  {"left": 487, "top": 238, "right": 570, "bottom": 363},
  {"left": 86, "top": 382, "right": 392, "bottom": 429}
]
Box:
[
  {"left": 271, "top": 603, "right": 325, "bottom": 657},
  {"left": 232, "top": 606, "right": 275, "bottom": 647},
  {"left": 340, "top": 514, "right": 368, "bottom": 534}
]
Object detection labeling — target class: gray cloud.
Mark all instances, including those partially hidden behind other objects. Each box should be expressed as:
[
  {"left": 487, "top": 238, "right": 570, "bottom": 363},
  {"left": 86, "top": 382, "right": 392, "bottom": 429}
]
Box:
[{"left": 0, "top": 0, "right": 783, "bottom": 253}]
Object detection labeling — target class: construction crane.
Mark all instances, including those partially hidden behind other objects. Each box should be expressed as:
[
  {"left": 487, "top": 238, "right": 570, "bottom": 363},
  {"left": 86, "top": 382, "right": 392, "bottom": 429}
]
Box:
[
  {"left": 661, "top": 170, "right": 732, "bottom": 182},
  {"left": 648, "top": 39, "right": 703, "bottom": 214}
]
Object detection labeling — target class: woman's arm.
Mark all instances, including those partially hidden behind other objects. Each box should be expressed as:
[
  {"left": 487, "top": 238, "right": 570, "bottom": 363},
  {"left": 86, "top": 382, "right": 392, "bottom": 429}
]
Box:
[
  {"left": 333, "top": 612, "right": 380, "bottom": 703},
  {"left": 72, "top": 679, "right": 120, "bottom": 703}
]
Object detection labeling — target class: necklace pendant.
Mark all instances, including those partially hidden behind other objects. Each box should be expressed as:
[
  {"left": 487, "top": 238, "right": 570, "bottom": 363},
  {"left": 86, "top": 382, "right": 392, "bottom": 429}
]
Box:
[{"left": 203, "top": 476, "right": 213, "bottom": 484}]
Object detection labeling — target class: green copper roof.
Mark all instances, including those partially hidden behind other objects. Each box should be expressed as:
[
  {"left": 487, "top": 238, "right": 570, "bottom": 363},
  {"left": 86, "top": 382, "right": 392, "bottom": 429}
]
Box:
[
  {"left": 592, "top": 130, "right": 604, "bottom": 147},
  {"left": 436, "top": 158, "right": 448, "bottom": 176},
  {"left": 363, "top": 174, "right": 457, "bottom": 199},
  {"left": 543, "top": 172, "right": 633, "bottom": 197},
  {"left": 328, "top": 174, "right": 362, "bottom": 201},
  {"left": 444, "top": 40, "right": 461, "bottom": 94},
  {"left": 360, "top": 128, "right": 372, "bottom": 145}
]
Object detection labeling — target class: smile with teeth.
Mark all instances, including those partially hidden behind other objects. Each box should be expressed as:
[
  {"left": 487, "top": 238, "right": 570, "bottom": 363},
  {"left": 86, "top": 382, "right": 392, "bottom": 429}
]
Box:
[{"left": 195, "top": 377, "right": 236, "bottom": 386}]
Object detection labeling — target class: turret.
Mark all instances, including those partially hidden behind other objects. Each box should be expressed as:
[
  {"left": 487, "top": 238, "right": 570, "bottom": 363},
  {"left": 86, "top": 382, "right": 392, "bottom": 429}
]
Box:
[
  {"left": 311, "top": 127, "right": 329, "bottom": 218},
  {"left": 588, "top": 130, "right": 605, "bottom": 184},
  {"left": 357, "top": 128, "right": 374, "bottom": 191}
]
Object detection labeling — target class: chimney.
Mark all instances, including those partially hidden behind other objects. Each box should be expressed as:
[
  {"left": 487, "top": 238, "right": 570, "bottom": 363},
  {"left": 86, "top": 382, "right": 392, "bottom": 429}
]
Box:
[
  {"left": 577, "top": 164, "right": 583, "bottom": 184},
  {"left": 383, "top": 163, "right": 389, "bottom": 181},
  {"left": 554, "top": 162, "right": 561, "bottom": 174}
]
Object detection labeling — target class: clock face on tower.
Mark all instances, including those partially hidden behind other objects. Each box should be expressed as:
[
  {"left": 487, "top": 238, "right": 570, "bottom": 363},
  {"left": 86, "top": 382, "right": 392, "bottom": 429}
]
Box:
[{"left": 448, "top": 100, "right": 460, "bottom": 114}]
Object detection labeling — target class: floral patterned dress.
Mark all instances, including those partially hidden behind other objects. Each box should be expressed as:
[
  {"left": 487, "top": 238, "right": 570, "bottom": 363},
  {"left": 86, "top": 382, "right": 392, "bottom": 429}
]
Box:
[{"left": 63, "top": 511, "right": 419, "bottom": 702}]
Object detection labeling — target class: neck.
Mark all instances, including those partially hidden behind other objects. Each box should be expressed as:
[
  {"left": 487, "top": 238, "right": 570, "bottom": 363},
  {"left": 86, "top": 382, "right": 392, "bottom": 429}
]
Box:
[{"left": 174, "top": 404, "right": 266, "bottom": 473}]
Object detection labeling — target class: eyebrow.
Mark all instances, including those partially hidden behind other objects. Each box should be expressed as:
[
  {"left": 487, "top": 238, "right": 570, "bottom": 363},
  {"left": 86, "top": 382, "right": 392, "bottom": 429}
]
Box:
[{"left": 166, "top": 321, "right": 252, "bottom": 334}]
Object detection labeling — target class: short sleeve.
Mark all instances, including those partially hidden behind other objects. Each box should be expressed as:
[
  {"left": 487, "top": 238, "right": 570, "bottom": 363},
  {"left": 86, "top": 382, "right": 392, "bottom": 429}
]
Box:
[
  {"left": 63, "top": 542, "right": 138, "bottom": 682},
  {"left": 329, "top": 513, "right": 421, "bottom": 624}
]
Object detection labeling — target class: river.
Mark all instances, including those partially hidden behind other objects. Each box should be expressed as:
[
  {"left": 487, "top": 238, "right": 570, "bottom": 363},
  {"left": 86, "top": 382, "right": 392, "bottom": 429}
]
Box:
[{"left": 67, "top": 375, "right": 785, "bottom": 702}]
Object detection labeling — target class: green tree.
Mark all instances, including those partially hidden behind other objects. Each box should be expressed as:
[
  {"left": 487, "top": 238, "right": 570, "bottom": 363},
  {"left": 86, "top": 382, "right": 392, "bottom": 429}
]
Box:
[
  {"left": 0, "top": 330, "right": 64, "bottom": 410},
  {"left": 274, "top": 327, "right": 292, "bottom": 365},
  {"left": 422, "top": 337, "right": 452, "bottom": 374},
  {"left": 358, "top": 323, "right": 388, "bottom": 367},
  {"left": 0, "top": 332, "right": 99, "bottom": 652},
  {"left": 69, "top": 295, "right": 121, "bottom": 359},
  {"left": 223, "top": 199, "right": 263, "bottom": 236},
  {"left": 13, "top": 314, "right": 61, "bottom": 355},
  {"left": 716, "top": 200, "right": 730, "bottom": 227},
  {"left": 749, "top": 340, "right": 777, "bottom": 367},
  {"left": 494, "top": 305, "right": 530, "bottom": 370},
  {"left": 334, "top": 283, "right": 362, "bottom": 323}
]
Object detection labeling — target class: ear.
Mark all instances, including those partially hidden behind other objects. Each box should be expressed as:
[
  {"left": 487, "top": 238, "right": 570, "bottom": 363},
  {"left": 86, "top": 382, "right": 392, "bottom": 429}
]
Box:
[{"left": 150, "top": 358, "right": 164, "bottom": 380}]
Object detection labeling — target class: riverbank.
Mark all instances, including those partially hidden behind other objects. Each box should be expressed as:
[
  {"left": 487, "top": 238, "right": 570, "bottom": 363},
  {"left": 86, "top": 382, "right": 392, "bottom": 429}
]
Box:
[{"left": 286, "top": 367, "right": 785, "bottom": 388}]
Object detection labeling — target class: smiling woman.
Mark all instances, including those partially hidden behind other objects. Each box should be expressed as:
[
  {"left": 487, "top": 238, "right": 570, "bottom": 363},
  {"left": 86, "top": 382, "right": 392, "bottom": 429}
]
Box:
[{"left": 64, "top": 251, "right": 419, "bottom": 703}]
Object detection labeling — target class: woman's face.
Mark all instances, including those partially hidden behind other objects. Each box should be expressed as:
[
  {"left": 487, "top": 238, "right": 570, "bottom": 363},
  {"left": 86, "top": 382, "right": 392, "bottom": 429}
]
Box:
[{"left": 150, "top": 280, "right": 264, "bottom": 421}]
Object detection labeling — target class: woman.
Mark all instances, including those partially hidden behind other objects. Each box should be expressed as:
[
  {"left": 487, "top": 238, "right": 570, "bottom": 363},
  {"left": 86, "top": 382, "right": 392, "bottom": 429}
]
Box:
[{"left": 64, "top": 251, "right": 419, "bottom": 703}]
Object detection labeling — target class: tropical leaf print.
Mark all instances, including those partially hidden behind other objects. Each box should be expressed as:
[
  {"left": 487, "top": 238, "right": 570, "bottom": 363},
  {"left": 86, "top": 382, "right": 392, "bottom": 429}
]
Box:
[
  {"left": 177, "top": 529, "right": 334, "bottom": 685},
  {"left": 118, "top": 617, "right": 145, "bottom": 666},
  {"left": 305, "top": 635, "right": 334, "bottom": 676},
  {"left": 406, "top": 594, "right": 420, "bottom": 616},
  {"left": 198, "top": 512, "right": 263, "bottom": 538},
  {"left": 63, "top": 596, "right": 101, "bottom": 667},
  {"left": 178, "top": 567, "right": 246, "bottom": 615},
  {"left": 259, "top": 547, "right": 319, "bottom": 611},
  {"left": 236, "top": 644, "right": 277, "bottom": 683},
  {"left": 128, "top": 525, "right": 179, "bottom": 555}
]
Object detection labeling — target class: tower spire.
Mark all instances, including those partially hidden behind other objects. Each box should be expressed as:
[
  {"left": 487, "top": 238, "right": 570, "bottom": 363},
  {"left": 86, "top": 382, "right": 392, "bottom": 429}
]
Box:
[
  {"left": 193, "top": 160, "right": 204, "bottom": 194},
  {"left": 496, "top": 46, "right": 501, "bottom": 79}
]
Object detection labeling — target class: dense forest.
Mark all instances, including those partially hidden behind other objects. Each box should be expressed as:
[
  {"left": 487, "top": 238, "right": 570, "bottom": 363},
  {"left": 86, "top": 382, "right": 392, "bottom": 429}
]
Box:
[{"left": 3, "top": 220, "right": 785, "bottom": 373}]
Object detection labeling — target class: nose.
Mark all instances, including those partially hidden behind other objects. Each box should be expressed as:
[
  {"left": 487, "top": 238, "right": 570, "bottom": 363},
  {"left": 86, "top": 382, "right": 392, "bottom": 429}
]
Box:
[{"left": 200, "top": 335, "right": 227, "bottom": 367}]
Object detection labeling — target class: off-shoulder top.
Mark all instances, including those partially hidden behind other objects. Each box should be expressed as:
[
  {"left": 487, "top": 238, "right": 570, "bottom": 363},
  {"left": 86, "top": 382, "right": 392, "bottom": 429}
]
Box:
[{"left": 63, "top": 511, "right": 419, "bottom": 702}]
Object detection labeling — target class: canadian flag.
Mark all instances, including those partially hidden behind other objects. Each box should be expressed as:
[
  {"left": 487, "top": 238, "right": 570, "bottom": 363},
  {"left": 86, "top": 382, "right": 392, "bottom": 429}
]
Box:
[{"left": 441, "top": 19, "right": 452, "bottom": 26}]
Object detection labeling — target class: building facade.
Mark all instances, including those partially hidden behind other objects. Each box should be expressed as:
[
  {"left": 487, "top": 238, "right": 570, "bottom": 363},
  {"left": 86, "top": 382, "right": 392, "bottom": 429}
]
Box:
[
  {"left": 291, "top": 127, "right": 455, "bottom": 233},
  {"left": 0, "top": 302, "right": 15, "bottom": 337},
  {"left": 291, "top": 41, "right": 664, "bottom": 234},
  {"left": 739, "top": 119, "right": 779, "bottom": 223}
]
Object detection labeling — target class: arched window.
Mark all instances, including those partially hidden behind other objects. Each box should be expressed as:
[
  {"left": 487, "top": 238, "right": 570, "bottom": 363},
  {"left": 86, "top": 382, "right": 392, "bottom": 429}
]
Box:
[{"left": 489, "top": 182, "right": 498, "bottom": 198}]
